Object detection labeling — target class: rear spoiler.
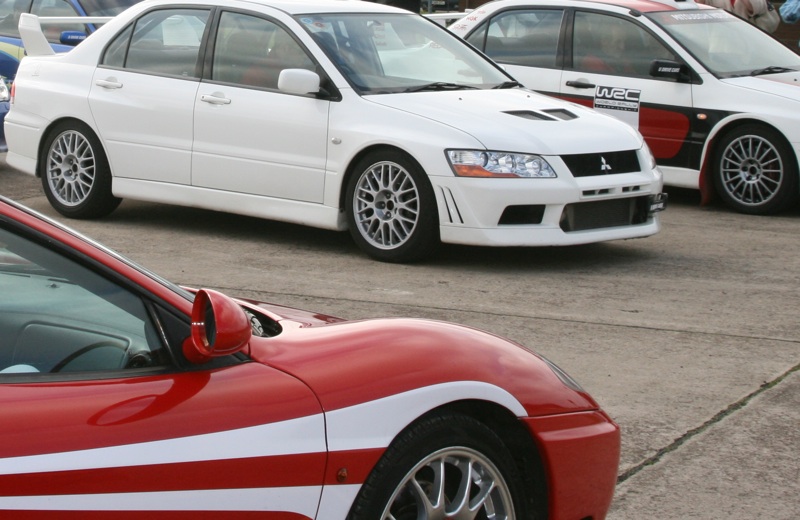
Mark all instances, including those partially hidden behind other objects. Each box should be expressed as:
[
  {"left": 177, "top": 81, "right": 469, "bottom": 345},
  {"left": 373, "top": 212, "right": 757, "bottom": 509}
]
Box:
[
  {"left": 18, "top": 13, "right": 113, "bottom": 57},
  {"left": 423, "top": 10, "right": 471, "bottom": 27}
]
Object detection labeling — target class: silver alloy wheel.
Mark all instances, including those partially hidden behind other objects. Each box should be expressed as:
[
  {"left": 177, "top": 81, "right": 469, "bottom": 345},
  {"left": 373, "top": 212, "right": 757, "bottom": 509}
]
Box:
[
  {"left": 353, "top": 161, "right": 420, "bottom": 250},
  {"left": 380, "top": 447, "right": 515, "bottom": 520},
  {"left": 46, "top": 130, "right": 97, "bottom": 207},
  {"left": 719, "top": 134, "right": 783, "bottom": 207}
]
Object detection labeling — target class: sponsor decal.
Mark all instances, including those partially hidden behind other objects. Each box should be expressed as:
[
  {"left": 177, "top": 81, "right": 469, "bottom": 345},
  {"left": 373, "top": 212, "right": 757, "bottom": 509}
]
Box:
[{"left": 594, "top": 85, "right": 641, "bottom": 128}]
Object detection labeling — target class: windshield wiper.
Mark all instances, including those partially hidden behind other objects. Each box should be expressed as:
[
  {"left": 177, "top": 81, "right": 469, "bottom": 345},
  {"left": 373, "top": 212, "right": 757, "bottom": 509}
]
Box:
[
  {"left": 404, "top": 82, "right": 479, "bottom": 93},
  {"left": 493, "top": 81, "right": 521, "bottom": 89},
  {"left": 750, "top": 66, "right": 795, "bottom": 76}
]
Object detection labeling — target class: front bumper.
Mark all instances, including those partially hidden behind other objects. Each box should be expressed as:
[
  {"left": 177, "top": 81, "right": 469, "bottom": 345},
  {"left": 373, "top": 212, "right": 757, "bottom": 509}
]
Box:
[
  {"left": 433, "top": 171, "right": 666, "bottom": 247},
  {"left": 523, "top": 410, "right": 621, "bottom": 520}
]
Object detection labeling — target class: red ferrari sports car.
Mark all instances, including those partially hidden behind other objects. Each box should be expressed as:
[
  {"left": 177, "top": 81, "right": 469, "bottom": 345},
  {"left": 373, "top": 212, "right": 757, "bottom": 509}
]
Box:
[{"left": 0, "top": 195, "right": 619, "bottom": 519}]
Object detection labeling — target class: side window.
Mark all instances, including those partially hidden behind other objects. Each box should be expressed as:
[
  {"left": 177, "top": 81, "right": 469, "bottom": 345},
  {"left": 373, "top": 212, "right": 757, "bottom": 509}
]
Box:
[
  {"left": 482, "top": 9, "right": 564, "bottom": 68},
  {"left": 572, "top": 11, "right": 676, "bottom": 77},
  {"left": 0, "top": 227, "right": 171, "bottom": 377},
  {"left": 212, "top": 11, "right": 313, "bottom": 89},
  {"left": 31, "top": 0, "right": 83, "bottom": 42},
  {"left": 102, "top": 8, "right": 210, "bottom": 78},
  {"left": 0, "top": 0, "right": 29, "bottom": 38}
]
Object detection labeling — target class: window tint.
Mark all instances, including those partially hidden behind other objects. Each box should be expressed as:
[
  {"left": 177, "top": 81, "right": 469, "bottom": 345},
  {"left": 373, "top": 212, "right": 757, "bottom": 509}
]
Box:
[
  {"left": 478, "top": 9, "right": 563, "bottom": 68},
  {"left": 102, "top": 8, "right": 210, "bottom": 77},
  {"left": 31, "top": 0, "right": 83, "bottom": 41},
  {"left": 0, "top": 227, "right": 171, "bottom": 377},
  {"left": 212, "top": 11, "right": 314, "bottom": 89},
  {"left": 573, "top": 12, "right": 675, "bottom": 77},
  {"left": 0, "top": 0, "right": 29, "bottom": 38}
]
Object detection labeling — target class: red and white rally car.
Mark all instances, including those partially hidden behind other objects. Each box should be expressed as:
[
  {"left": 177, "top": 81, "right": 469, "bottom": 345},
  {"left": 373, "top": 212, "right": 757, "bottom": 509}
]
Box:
[
  {"left": 0, "top": 195, "right": 620, "bottom": 519},
  {"left": 450, "top": 0, "right": 800, "bottom": 214}
]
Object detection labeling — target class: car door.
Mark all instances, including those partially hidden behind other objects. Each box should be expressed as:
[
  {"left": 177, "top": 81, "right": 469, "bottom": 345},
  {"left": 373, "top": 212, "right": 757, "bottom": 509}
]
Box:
[
  {"left": 464, "top": 7, "right": 565, "bottom": 94},
  {"left": 88, "top": 8, "right": 209, "bottom": 185},
  {"left": 192, "top": 11, "right": 329, "bottom": 203},
  {"left": 559, "top": 10, "right": 695, "bottom": 169},
  {"left": 0, "top": 222, "right": 326, "bottom": 517}
]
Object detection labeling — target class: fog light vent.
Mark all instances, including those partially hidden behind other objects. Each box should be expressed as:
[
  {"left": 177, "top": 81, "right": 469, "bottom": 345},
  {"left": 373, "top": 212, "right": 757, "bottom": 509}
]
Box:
[{"left": 499, "top": 205, "right": 546, "bottom": 225}]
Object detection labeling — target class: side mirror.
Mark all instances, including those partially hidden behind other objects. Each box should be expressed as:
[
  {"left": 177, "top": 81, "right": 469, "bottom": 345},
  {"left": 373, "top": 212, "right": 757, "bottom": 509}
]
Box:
[
  {"left": 278, "top": 68, "right": 321, "bottom": 95},
  {"left": 182, "top": 289, "right": 251, "bottom": 364},
  {"left": 649, "top": 59, "right": 691, "bottom": 82},
  {"left": 60, "top": 30, "right": 87, "bottom": 46}
]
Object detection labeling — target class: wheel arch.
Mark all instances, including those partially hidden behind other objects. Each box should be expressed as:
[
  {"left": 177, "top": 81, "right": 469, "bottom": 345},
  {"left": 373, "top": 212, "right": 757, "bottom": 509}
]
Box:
[
  {"left": 699, "top": 116, "right": 799, "bottom": 203},
  {"left": 404, "top": 399, "right": 549, "bottom": 519},
  {"left": 35, "top": 116, "right": 110, "bottom": 179},
  {"left": 338, "top": 144, "right": 432, "bottom": 214}
]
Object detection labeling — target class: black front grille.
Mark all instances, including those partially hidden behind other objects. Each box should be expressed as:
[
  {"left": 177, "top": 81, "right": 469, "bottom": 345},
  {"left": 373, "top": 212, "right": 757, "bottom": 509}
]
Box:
[
  {"left": 561, "top": 150, "right": 640, "bottom": 178},
  {"left": 560, "top": 196, "right": 651, "bottom": 232}
]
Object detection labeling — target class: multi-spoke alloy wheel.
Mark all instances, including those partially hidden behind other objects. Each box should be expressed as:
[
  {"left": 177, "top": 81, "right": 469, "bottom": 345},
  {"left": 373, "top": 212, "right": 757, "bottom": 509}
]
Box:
[
  {"left": 39, "top": 122, "right": 120, "bottom": 219},
  {"left": 353, "top": 160, "right": 419, "bottom": 249},
  {"left": 347, "top": 413, "right": 539, "bottom": 520},
  {"left": 713, "top": 125, "right": 798, "bottom": 214},
  {"left": 382, "top": 447, "right": 515, "bottom": 520},
  {"left": 46, "top": 130, "right": 96, "bottom": 208},
  {"left": 346, "top": 150, "right": 438, "bottom": 262}
]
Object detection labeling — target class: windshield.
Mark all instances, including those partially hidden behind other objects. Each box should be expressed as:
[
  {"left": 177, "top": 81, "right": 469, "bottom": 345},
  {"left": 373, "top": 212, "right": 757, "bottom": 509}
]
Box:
[
  {"left": 649, "top": 9, "right": 800, "bottom": 77},
  {"left": 295, "top": 13, "right": 512, "bottom": 93},
  {"left": 79, "top": 0, "right": 142, "bottom": 17}
]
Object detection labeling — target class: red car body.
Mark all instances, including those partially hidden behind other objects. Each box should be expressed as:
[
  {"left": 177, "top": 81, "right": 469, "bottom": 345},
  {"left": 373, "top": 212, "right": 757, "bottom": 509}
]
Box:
[{"left": 0, "top": 196, "right": 619, "bottom": 519}]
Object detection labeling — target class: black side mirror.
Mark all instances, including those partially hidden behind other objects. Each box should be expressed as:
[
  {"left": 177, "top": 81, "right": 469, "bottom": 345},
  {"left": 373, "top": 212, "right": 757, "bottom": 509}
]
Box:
[{"left": 649, "top": 59, "right": 691, "bottom": 82}]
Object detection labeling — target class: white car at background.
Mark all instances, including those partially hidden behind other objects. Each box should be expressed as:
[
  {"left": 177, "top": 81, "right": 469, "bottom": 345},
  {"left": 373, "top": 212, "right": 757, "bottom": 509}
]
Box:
[
  {"left": 5, "top": 0, "right": 665, "bottom": 262},
  {"left": 450, "top": 0, "right": 800, "bottom": 215}
]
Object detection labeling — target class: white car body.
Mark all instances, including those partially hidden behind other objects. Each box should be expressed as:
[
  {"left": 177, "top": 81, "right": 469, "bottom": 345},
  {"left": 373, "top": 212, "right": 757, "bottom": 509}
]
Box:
[
  {"left": 5, "top": 0, "right": 664, "bottom": 261},
  {"left": 449, "top": 0, "right": 800, "bottom": 215}
]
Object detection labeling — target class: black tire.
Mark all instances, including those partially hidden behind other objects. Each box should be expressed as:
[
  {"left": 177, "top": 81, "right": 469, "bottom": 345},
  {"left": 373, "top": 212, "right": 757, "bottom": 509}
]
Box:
[
  {"left": 345, "top": 150, "right": 439, "bottom": 263},
  {"left": 347, "top": 412, "right": 536, "bottom": 520},
  {"left": 39, "top": 121, "right": 121, "bottom": 219},
  {"left": 712, "top": 124, "right": 798, "bottom": 215}
]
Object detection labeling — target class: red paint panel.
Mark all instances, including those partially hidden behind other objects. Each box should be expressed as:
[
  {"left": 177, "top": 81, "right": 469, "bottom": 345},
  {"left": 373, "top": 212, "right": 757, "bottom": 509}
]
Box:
[
  {"left": 639, "top": 106, "right": 691, "bottom": 159},
  {"left": 524, "top": 411, "right": 620, "bottom": 520},
  {"left": 324, "top": 448, "right": 385, "bottom": 485},
  {"left": 258, "top": 319, "right": 598, "bottom": 417},
  {"left": 0, "top": 453, "right": 327, "bottom": 496},
  {"left": 0, "top": 363, "right": 321, "bottom": 458}
]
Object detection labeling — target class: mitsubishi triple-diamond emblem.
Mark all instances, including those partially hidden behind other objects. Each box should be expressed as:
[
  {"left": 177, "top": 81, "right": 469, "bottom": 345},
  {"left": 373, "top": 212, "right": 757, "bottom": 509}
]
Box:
[{"left": 600, "top": 156, "right": 612, "bottom": 173}]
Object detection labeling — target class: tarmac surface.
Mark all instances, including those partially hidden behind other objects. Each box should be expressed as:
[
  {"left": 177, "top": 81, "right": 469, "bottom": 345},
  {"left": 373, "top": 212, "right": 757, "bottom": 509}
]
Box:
[{"left": 1, "top": 156, "right": 798, "bottom": 518}]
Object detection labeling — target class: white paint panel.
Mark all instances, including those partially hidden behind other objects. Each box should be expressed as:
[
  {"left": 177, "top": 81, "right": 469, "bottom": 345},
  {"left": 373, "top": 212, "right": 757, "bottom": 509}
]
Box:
[
  {"left": 325, "top": 382, "right": 526, "bottom": 452},
  {"left": 0, "top": 414, "right": 325, "bottom": 476},
  {"left": 0, "top": 487, "right": 320, "bottom": 516}
]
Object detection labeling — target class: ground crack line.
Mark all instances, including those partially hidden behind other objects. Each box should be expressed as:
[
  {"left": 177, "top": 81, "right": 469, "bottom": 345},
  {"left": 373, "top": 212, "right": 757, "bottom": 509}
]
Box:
[{"left": 617, "top": 361, "right": 800, "bottom": 484}]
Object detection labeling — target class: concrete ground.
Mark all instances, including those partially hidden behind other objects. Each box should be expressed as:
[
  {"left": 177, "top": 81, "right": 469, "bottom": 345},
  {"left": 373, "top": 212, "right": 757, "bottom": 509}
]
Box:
[{"left": 1, "top": 158, "right": 798, "bottom": 518}]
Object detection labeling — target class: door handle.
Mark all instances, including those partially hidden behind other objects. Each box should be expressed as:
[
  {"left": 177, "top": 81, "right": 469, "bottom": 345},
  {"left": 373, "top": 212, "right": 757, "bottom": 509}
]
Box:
[
  {"left": 200, "top": 93, "right": 232, "bottom": 105},
  {"left": 95, "top": 78, "right": 123, "bottom": 89},
  {"left": 565, "top": 79, "right": 596, "bottom": 89}
]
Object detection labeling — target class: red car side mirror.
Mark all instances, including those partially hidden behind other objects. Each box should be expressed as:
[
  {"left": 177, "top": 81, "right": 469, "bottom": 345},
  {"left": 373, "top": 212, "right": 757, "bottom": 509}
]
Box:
[{"left": 182, "top": 289, "right": 251, "bottom": 364}]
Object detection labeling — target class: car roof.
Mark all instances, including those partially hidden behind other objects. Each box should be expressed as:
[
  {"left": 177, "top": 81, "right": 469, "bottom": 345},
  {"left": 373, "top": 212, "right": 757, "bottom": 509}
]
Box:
[
  {"left": 137, "top": 0, "right": 409, "bottom": 15},
  {"left": 472, "top": 0, "right": 709, "bottom": 13}
]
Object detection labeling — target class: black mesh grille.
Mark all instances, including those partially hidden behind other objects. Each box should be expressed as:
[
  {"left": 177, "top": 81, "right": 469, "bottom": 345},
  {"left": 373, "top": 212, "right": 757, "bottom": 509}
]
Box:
[
  {"left": 560, "top": 196, "right": 651, "bottom": 232},
  {"left": 561, "top": 150, "right": 640, "bottom": 178}
]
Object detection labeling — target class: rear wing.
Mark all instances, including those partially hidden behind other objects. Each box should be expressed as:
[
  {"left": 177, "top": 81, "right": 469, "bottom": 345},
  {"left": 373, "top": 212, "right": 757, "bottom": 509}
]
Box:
[
  {"left": 424, "top": 10, "right": 471, "bottom": 27},
  {"left": 18, "top": 13, "right": 113, "bottom": 57}
]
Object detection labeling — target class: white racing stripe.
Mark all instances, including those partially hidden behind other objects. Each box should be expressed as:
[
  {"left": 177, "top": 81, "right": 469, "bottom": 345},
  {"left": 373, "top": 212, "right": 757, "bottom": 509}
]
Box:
[
  {"left": 325, "top": 382, "right": 526, "bottom": 452},
  {"left": 0, "top": 486, "right": 321, "bottom": 514},
  {"left": 0, "top": 414, "right": 326, "bottom": 476}
]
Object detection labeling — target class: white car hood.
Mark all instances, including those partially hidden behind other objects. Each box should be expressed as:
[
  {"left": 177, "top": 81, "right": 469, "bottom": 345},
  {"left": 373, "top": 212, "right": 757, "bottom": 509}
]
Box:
[
  {"left": 365, "top": 88, "right": 643, "bottom": 155},
  {"left": 721, "top": 71, "right": 800, "bottom": 103}
]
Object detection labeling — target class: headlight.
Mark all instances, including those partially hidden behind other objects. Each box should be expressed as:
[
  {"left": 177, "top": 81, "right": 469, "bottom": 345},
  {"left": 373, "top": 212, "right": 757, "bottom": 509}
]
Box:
[
  {"left": 540, "top": 355, "right": 585, "bottom": 393},
  {"left": 642, "top": 140, "right": 657, "bottom": 170},
  {"left": 447, "top": 150, "right": 557, "bottom": 178},
  {"left": 0, "top": 78, "right": 8, "bottom": 103}
]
